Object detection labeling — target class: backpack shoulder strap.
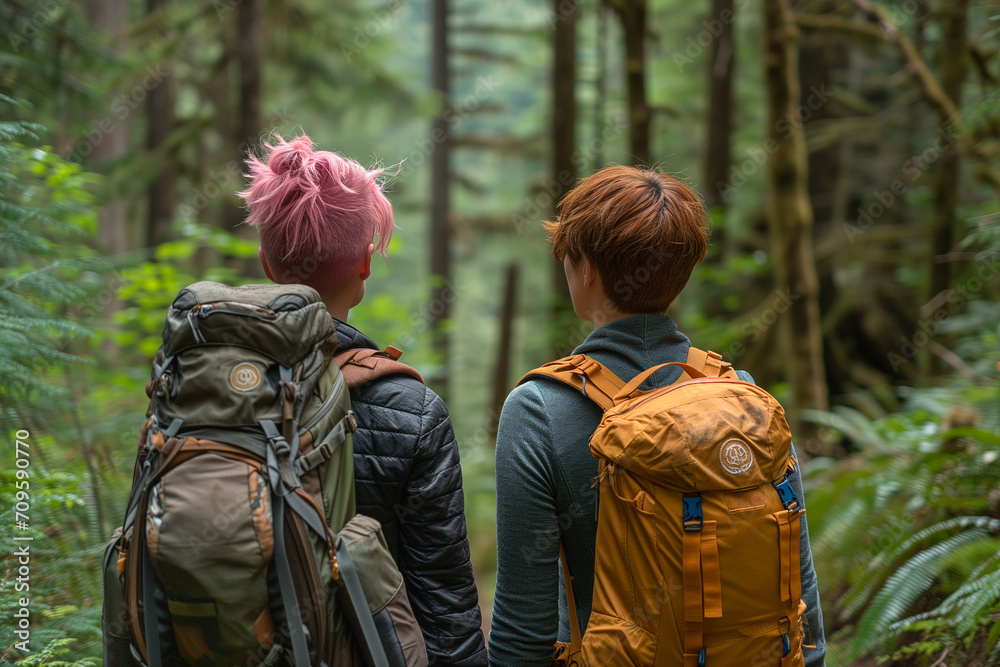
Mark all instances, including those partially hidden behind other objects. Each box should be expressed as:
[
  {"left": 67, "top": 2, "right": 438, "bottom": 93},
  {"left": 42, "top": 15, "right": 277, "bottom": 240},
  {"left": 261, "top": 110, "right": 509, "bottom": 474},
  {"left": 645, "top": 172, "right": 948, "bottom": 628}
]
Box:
[
  {"left": 335, "top": 346, "right": 424, "bottom": 388},
  {"left": 559, "top": 542, "right": 583, "bottom": 652},
  {"left": 517, "top": 354, "right": 623, "bottom": 411},
  {"left": 685, "top": 346, "right": 738, "bottom": 379}
]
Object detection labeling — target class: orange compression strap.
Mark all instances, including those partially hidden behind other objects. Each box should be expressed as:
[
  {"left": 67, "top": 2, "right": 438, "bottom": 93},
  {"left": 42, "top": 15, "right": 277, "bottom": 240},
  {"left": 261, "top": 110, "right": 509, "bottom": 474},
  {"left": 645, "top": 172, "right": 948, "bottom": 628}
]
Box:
[
  {"left": 790, "top": 510, "right": 803, "bottom": 603},
  {"left": 559, "top": 542, "right": 583, "bottom": 652},
  {"left": 683, "top": 527, "right": 704, "bottom": 666},
  {"left": 518, "top": 354, "right": 624, "bottom": 411},
  {"left": 775, "top": 511, "right": 792, "bottom": 603},
  {"left": 774, "top": 509, "right": 805, "bottom": 604},
  {"left": 702, "top": 521, "right": 723, "bottom": 618}
]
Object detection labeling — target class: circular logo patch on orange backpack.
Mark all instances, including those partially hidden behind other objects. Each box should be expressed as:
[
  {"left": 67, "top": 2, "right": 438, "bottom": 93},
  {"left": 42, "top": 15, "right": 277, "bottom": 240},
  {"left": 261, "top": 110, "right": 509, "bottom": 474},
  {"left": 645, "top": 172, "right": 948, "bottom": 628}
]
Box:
[
  {"left": 720, "top": 439, "right": 754, "bottom": 475},
  {"left": 230, "top": 363, "right": 263, "bottom": 392}
]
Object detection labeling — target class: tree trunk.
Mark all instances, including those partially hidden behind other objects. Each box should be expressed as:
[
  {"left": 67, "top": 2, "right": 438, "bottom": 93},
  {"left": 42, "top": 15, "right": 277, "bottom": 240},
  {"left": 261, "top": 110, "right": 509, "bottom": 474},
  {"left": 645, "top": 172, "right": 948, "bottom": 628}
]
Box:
[
  {"left": 799, "top": 2, "right": 847, "bottom": 401},
  {"left": 234, "top": 0, "right": 264, "bottom": 275},
  {"left": 429, "top": 0, "right": 451, "bottom": 398},
  {"left": 146, "top": 0, "right": 176, "bottom": 251},
  {"left": 550, "top": 0, "right": 579, "bottom": 357},
  {"left": 611, "top": 0, "right": 650, "bottom": 166},
  {"left": 87, "top": 0, "right": 129, "bottom": 255},
  {"left": 928, "top": 0, "right": 969, "bottom": 305},
  {"left": 212, "top": 30, "right": 237, "bottom": 232},
  {"left": 592, "top": 1, "right": 608, "bottom": 175},
  {"left": 237, "top": 0, "right": 262, "bottom": 152},
  {"left": 703, "top": 0, "right": 734, "bottom": 211},
  {"left": 490, "top": 263, "right": 519, "bottom": 440},
  {"left": 762, "top": 0, "right": 828, "bottom": 440}
]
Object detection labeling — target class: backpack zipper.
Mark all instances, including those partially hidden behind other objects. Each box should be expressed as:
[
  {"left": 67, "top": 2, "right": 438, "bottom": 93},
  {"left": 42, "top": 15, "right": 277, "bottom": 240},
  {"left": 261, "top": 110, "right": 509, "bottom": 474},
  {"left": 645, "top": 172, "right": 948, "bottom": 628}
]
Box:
[
  {"left": 297, "top": 371, "right": 346, "bottom": 436},
  {"left": 193, "top": 302, "right": 278, "bottom": 320}
]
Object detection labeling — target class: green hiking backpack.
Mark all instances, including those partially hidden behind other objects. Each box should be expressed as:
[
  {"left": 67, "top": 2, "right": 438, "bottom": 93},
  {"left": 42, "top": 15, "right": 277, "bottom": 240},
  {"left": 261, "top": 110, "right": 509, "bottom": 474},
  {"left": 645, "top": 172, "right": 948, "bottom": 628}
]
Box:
[{"left": 101, "top": 282, "right": 427, "bottom": 667}]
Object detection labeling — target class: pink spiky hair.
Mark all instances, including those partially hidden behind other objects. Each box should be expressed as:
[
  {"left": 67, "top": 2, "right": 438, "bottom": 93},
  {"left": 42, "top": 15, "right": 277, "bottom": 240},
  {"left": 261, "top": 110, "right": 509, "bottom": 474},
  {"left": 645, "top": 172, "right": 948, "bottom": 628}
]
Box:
[{"left": 238, "top": 133, "right": 395, "bottom": 288}]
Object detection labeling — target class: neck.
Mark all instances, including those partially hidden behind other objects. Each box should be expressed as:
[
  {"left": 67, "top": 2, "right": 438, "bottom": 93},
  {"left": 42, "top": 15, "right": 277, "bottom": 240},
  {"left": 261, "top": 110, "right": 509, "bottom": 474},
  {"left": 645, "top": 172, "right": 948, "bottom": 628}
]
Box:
[
  {"left": 588, "top": 308, "right": 635, "bottom": 329},
  {"left": 317, "top": 281, "right": 363, "bottom": 322},
  {"left": 323, "top": 299, "right": 351, "bottom": 321}
]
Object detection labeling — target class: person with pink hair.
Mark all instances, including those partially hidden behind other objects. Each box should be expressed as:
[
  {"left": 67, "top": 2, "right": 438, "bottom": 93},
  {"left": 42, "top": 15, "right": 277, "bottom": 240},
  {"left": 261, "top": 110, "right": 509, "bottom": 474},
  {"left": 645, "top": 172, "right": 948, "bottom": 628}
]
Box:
[{"left": 240, "top": 133, "right": 488, "bottom": 666}]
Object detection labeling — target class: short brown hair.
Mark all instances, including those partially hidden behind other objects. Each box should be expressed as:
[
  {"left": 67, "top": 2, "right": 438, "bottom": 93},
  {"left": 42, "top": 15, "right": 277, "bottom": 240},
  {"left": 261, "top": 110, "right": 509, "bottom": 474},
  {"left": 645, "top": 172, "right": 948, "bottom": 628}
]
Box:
[{"left": 545, "top": 166, "right": 709, "bottom": 314}]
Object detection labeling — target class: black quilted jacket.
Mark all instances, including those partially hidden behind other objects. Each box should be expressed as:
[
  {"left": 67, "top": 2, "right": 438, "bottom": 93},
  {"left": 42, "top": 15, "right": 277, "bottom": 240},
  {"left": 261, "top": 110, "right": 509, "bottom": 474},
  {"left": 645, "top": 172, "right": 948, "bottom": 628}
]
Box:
[{"left": 334, "top": 319, "right": 487, "bottom": 667}]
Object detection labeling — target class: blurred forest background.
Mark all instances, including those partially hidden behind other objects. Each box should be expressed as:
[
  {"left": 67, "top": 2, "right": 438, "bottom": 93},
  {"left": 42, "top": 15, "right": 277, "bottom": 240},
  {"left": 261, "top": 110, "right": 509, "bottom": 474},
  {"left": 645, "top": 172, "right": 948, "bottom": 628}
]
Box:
[{"left": 1, "top": 0, "right": 999, "bottom": 664}]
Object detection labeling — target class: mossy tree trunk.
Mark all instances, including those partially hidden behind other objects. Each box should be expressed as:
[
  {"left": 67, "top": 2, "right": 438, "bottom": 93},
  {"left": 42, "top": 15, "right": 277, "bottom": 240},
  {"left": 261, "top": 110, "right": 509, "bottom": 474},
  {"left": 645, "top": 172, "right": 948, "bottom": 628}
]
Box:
[
  {"left": 928, "top": 0, "right": 970, "bottom": 308},
  {"left": 610, "top": 0, "right": 650, "bottom": 166},
  {"left": 762, "top": 0, "right": 828, "bottom": 443}
]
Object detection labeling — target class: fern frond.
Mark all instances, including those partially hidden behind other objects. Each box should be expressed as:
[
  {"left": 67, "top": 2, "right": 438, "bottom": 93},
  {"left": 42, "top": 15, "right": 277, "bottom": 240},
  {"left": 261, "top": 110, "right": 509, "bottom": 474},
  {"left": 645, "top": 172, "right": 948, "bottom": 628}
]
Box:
[
  {"left": 851, "top": 528, "right": 995, "bottom": 657},
  {"left": 841, "top": 517, "right": 1000, "bottom": 622}
]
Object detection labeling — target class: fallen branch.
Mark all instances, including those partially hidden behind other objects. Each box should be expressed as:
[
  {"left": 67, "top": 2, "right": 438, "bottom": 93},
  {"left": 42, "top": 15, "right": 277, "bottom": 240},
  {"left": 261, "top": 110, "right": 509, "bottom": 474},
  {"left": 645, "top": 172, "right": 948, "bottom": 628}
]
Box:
[{"left": 928, "top": 342, "right": 993, "bottom": 386}]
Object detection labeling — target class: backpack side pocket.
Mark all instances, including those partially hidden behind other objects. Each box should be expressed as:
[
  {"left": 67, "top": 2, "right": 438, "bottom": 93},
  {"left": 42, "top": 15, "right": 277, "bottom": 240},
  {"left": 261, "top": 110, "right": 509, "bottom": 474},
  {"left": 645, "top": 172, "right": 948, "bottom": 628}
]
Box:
[{"left": 339, "top": 514, "right": 428, "bottom": 667}]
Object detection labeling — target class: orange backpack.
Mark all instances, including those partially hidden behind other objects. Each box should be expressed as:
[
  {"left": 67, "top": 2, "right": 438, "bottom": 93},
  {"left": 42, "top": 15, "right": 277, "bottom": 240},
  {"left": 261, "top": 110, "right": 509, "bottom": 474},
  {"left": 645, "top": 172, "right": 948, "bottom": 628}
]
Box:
[{"left": 524, "top": 348, "right": 808, "bottom": 667}]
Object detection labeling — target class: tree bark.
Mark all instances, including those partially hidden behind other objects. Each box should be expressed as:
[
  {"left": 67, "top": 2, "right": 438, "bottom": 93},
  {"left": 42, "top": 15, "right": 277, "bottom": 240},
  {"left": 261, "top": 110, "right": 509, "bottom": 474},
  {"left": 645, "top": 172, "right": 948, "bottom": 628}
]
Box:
[
  {"left": 211, "top": 29, "right": 236, "bottom": 234},
  {"left": 762, "top": 0, "right": 828, "bottom": 440},
  {"left": 490, "top": 263, "right": 519, "bottom": 440},
  {"left": 146, "top": 0, "right": 176, "bottom": 250},
  {"left": 236, "top": 0, "right": 262, "bottom": 152},
  {"left": 233, "top": 0, "right": 264, "bottom": 275},
  {"left": 610, "top": 0, "right": 650, "bottom": 165},
  {"left": 703, "top": 0, "right": 734, "bottom": 211},
  {"left": 87, "top": 0, "right": 129, "bottom": 255},
  {"left": 799, "top": 2, "right": 848, "bottom": 401},
  {"left": 550, "top": 0, "right": 579, "bottom": 357},
  {"left": 592, "top": 0, "right": 608, "bottom": 175},
  {"left": 429, "top": 0, "right": 451, "bottom": 398},
  {"left": 928, "top": 0, "right": 969, "bottom": 305}
]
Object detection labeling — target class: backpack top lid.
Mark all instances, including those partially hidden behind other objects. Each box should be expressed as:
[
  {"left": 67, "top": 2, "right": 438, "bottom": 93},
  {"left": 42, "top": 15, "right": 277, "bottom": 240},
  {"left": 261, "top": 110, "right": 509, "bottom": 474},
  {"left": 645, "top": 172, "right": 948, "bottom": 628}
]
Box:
[
  {"left": 519, "top": 350, "right": 794, "bottom": 493},
  {"left": 592, "top": 378, "right": 792, "bottom": 492},
  {"left": 161, "top": 281, "right": 336, "bottom": 366}
]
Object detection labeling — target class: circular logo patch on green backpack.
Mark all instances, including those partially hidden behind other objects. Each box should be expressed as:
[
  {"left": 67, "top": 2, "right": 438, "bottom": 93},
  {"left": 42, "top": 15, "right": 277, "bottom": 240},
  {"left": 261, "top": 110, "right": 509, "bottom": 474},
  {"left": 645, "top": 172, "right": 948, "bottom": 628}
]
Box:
[{"left": 230, "top": 363, "right": 263, "bottom": 392}]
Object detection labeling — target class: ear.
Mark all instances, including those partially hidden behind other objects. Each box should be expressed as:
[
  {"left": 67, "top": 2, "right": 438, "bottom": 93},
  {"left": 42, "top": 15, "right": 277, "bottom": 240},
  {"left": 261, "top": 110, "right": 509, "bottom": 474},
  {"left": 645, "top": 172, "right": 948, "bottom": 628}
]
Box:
[
  {"left": 360, "top": 243, "right": 374, "bottom": 280},
  {"left": 259, "top": 248, "right": 278, "bottom": 283},
  {"left": 581, "top": 255, "right": 598, "bottom": 288}
]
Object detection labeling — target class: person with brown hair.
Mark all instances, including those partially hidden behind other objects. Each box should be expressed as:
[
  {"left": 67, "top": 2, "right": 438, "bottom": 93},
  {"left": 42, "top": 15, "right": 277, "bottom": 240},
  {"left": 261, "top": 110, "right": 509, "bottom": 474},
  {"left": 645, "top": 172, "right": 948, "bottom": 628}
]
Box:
[{"left": 487, "top": 165, "right": 825, "bottom": 665}]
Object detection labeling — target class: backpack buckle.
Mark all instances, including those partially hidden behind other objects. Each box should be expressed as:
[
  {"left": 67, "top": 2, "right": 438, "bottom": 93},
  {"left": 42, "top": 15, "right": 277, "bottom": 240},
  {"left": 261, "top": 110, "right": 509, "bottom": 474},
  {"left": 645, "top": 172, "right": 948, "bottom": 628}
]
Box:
[
  {"left": 773, "top": 477, "right": 799, "bottom": 511},
  {"left": 682, "top": 494, "right": 703, "bottom": 531},
  {"left": 294, "top": 441, "right": 332, "bottom": 477}
]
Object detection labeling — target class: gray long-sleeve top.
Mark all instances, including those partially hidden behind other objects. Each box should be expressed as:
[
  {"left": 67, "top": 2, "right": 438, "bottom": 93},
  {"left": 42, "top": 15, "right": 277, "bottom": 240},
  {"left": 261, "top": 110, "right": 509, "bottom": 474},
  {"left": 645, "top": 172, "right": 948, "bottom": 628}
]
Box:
[{"left": 488, "top": 314, "right": 825, "bottom": 666}]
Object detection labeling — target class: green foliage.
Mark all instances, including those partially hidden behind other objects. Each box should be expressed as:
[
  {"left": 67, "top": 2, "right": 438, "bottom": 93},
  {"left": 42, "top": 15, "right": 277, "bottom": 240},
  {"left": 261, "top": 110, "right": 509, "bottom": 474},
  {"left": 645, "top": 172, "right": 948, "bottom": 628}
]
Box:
[
  {"left": 805, "top": 375, "right": 1000, "bottom": 664},
  {"left": 1, "top": 0, "right": 998, "bottom": 662},
  {"left": 1, "top": 461, "right": 105, "bottom": 659},
  {"left": 109, "top": 221, "right": 260, "bottom": 356},
  {"left": 0, "top": 118, "right": 105, "bottom": 431},
  {"left": 7, "top": 638, "right": 98, "bottom": 667}
]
